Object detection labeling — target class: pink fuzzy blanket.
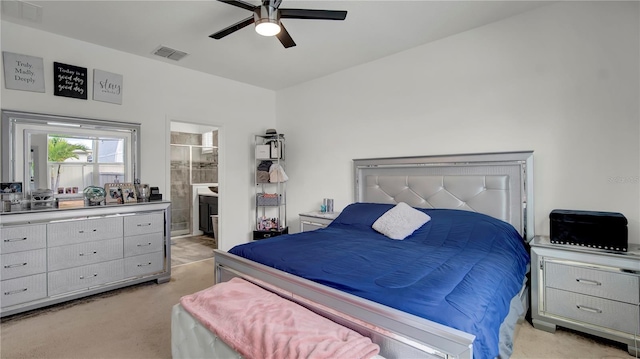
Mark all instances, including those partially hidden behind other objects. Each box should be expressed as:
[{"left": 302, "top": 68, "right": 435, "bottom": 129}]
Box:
[{"left": 180, "top": 277, "right": 380, "bottom": 359}]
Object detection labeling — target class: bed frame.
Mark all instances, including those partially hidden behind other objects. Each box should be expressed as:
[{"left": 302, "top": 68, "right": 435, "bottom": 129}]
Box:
[{"left": 214, "top": 151, "right": 534, "bottom": 359}]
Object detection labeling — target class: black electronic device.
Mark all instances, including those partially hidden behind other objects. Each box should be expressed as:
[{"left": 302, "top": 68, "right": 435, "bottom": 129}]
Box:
[
  {"left": 149, "top": 187, "right": 162, "bottom": 201},
  {"left": 550, "top": 209, "right": 628, "bottom": 251}
]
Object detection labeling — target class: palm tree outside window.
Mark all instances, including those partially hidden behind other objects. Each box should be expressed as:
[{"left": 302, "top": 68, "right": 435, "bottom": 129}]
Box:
[{"left": 47, "top": 136, "right": 125, "bottom": 194}]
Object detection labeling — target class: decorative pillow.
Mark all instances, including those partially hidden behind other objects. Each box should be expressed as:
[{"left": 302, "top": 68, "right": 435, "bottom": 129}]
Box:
[
  {"left": 372, "top": 202, "right": 431, "bottom": 240},
  {"left": 331, "top": 203, "right": 396, "bottom": 230}
]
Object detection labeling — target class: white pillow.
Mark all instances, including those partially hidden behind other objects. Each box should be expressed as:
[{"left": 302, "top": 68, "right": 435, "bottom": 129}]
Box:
[{"left": 372, "top": 202, "right": 431, "bottom": 240}]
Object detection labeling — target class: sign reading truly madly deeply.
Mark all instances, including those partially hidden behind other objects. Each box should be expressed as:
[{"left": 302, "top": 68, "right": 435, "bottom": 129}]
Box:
[
  {"left": 53, "top": 62, "right": 87, "bottom": 99},
  {"left": 93, "top": 69, "right": 123, "bottom": 105},
  {"left": 2, "top": 52, "right": 45, "bottom": 93}
]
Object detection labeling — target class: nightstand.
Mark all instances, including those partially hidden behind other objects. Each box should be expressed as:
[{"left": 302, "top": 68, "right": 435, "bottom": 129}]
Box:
[
  {"left": 299, "top": 212, "right": 340, "bottom": 232},
  {"left": 530, "top": 235, "right": 640, "bottom": 355}
]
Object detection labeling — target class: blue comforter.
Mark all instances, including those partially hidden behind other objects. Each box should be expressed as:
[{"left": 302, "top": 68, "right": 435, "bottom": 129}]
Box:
[{"left": 229, "top": 203, "right": 530, "bottom": 359}]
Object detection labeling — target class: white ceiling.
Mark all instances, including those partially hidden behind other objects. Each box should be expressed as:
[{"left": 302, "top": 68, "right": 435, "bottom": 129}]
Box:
[{"left": 1, "top": 0, "right": 551, "bottom": 90}]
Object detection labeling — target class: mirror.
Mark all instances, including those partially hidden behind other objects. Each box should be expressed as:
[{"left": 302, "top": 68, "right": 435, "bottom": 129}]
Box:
[{"left": 1, "top": 110, "right": 140, "bottom": 196}]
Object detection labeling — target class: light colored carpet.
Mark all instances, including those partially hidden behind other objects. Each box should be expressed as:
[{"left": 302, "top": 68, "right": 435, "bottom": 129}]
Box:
[
  {"left": 1, "top": 259, "right": 215, "bottom": 359},
  {"left": 512, "top": 320, "right": 631, "bottom": 359},
  {"left": 170, "top": 235, "right": 216, "bottom": 267},
  {"left": 0, "top": 258, "right": 633, "bottom": 359}
]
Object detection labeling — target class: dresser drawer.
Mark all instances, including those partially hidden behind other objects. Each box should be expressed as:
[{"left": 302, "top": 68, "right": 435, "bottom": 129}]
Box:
[
  {"left": 124, "top": 233, "right": 164, "bottom": 257},
  {"left": 48, "top": 260, "right": 124, "bottom": 296},
  {"left": 0, "top": 224, "right": 46, "bottom": 254},
  {"left": 48, "top": 238, "right": 124, "bottom": 271},
  {"left": 1, "top": 273, "right": 47, "bottom": 307},
  {"left": 545, "top": 261, "right": 639, "bottom": 304},
  {"left": 124, "top": 212, "right": 164, "bottom": 236},
  {"left": 124, "top": 252, "right": 164, "bottom": 278},
  {"left": 546, "top": 287, "right": 638, "bottom": 335},
  {"left": 299, "top": 212, "right": 339, "bottom": 232},
  {"left": 1, "top": 249, "right": 47, "bottom": 280},
  {"left": 48, "top": 217, "right": 123, "bottom": 247},
  {"left": 300, "top": 216, "right": 334, "bottom": 227}
]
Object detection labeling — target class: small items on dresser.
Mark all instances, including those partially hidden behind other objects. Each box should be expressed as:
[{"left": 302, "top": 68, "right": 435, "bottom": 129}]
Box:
[
  {"left": 149, "top": 187, "right": 163, "bottom": 201},
  {"left": 321, "top": 198, "right": 334, "bottom": 213},
  {"left": 30, "top": 188, "right": 55, "bottom": 208},
  {"left": 83, "top": 186, "right": 106, "bottom": 206},
  {"left": 550, "top": 209, "right": 628, "bottom": 251}
]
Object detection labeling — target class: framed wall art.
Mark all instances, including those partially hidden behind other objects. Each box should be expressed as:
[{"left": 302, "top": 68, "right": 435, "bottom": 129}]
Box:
[
  {"left": 93, "top": 69, "right": 123, "bottom": 104},
  {"left": 2, "top": 52, "right": 45, "bottom": 93},
  {"left": 53, "top": 62, "right": 87, "bottom": 99}
]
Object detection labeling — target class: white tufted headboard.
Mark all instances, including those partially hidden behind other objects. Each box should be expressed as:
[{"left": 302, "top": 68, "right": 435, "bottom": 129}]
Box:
[{"left": 354, "top": 152, "right": 534, "bottom": 241}]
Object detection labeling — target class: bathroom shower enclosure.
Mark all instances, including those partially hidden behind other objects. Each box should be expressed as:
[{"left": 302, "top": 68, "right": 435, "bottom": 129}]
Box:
[{"left": 170, "top": 130, "right": 218, "bottom": 238}]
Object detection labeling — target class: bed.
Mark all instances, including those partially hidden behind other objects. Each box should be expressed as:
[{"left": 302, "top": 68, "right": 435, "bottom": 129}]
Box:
[{"left": 173, "top": 151, "right": 534, "bottom": 359}]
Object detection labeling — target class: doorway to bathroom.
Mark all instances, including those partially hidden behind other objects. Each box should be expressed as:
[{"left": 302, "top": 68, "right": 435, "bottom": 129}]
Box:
[{"left": 169, "top": 121, "right": 219, "bottom": 257}]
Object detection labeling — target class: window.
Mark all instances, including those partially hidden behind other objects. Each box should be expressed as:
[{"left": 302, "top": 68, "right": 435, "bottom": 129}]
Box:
[
  {"left": 47, "top": 135, "right": 126, "bottom": 194},
  {"left": 201, "top": 131, "right": 213, "bottom": 154}
]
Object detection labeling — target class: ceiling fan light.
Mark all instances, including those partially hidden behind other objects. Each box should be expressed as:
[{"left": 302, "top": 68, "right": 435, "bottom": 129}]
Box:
[{"left": 255, "top": 20, "right": 281, "bottom": 36}]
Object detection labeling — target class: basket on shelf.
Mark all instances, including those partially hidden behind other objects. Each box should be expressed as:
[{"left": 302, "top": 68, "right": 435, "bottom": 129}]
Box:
[{"left": 256, "top": 193, "right": 284, "bottom": 206}]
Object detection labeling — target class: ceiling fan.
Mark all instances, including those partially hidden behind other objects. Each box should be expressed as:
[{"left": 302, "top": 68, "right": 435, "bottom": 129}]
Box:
[{"left": 210, "top": 0, "right": 347, "bottom": 48}]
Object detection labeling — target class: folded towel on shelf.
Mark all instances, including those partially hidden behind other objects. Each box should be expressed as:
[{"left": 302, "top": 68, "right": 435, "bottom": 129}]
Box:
[
  {"left": 257, "top": 171, "right": 270, "bottom": 183},
  {"left": 180, "top": 277, "right": 380, "bottom": 359}
]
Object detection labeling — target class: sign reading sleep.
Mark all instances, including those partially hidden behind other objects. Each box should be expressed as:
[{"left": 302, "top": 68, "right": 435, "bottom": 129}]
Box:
[{"left": 53, "top": 62, "right": 87, "bottom": 99}]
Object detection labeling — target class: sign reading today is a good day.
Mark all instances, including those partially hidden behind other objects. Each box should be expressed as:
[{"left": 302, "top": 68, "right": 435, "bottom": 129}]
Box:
[{"left": 53, "top": 61, "right": 87, "bottom": 100}]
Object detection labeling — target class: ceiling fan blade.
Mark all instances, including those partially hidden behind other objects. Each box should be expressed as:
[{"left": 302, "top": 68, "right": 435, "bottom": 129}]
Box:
[
  {"left": 218, "top": 0, "right": 259, "bottom": 12},
  {"left": 276, "top": 23, "right": 296, "bottom": 48},
  {"left": 209, "top": 15, "right": 255, "bottom": 39},
  {"left": 262, "top": 0, "right": 283, "bottom": 9},
  {"left": 279, "top": 8, "right": 347, "bottom": 21}
]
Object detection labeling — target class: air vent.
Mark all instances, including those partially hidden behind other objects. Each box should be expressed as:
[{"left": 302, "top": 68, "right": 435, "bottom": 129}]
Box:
[
  {"left": 152, "top": 46, "right": 188, "bottom": 61},
  {"left": 1, "top": 0, "right": 42, "bottom": 23}
]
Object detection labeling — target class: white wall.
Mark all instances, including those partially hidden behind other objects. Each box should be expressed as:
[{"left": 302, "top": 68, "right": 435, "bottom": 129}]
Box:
[
  {"left": 3, "top": 2, "right": 637, "bottom": 249},
  {"left": 1, "top": 22, "right": 276, "bottom": 251},
  {"left": 277, "top": 2, "right": 640, "bottom": 244}
]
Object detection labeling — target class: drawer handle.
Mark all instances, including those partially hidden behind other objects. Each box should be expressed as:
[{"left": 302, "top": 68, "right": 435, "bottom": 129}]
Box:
[
  {"left": 4, "top": 262, "right": 27, "bottom": 268},
  {"left": 136, "top": 223, "right": 152, "bottom": 227},
  {"left": 78, "top": 229, "right": 98, "bottom": 234},
  {"left": 576, "top": 305, "right": 602, "bottom": 314},
  {"left": 4, "top": 288, "right": 27, "bottom": 295},
  {"left": 576, "top": 278, "right": 601, "bottom": 286},
  {"left": 80, "top": 273, "right": 98, "bottom": 279},
  {"left": 79, "top": 251, "right": 97, "bottom": 256},
  {"left": 137, "top": 262, "right": 152, "bottom": 267},
  {"left": 137, "top": 242, "right": 152, "bottom": 247},
  {"left": 3, "top": 237, "right": 27, "bottom": 243}
]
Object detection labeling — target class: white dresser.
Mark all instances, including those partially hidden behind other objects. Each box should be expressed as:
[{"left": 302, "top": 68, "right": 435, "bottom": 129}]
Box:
[
  {"left": 0, "top": 201, "right": 170, "bottom": 317},
  {"left": 530, "top": 236, "right": 640, "bottom": 355}
]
